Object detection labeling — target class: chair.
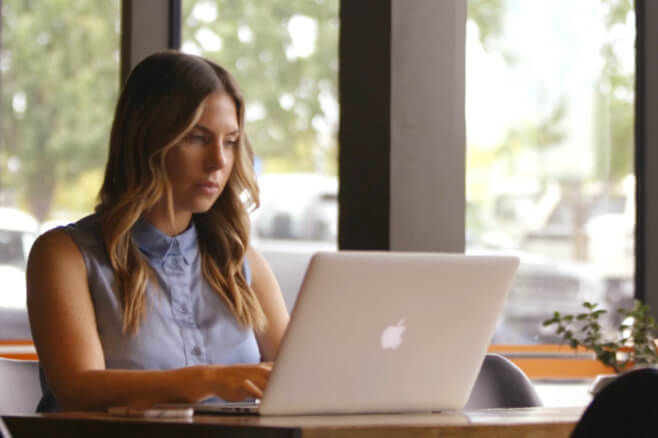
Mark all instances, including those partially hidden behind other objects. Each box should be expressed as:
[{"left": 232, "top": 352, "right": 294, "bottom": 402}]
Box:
[
  {"left": 465, "top": 353, "right": 542, "bottom": 410},
  {"left": 0, "top": 309, "right": 32, "bottom": 340},
  {"left": 570, "top": 367, "right": 658, "bottom": 438},
  {"left": 0, "top": 358, "right": 41, "bottom": 414},
  {"left": 0, "top": 417, "right": 13, "bottom": 438}
]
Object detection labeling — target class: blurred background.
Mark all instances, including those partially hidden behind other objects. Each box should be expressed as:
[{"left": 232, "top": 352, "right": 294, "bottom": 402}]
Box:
[{"left": 0, "top": 0, "right": 635, "bottom": 346}]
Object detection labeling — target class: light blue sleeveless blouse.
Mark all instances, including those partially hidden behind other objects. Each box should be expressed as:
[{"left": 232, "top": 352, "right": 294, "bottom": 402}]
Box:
[{"left": 37, "top": 213, "right": 260, "bottom": 411}]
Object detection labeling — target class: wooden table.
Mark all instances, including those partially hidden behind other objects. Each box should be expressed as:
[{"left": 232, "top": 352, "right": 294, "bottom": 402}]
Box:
[{"left": 2, "top": 406, "right": 583, "bottom": 438}]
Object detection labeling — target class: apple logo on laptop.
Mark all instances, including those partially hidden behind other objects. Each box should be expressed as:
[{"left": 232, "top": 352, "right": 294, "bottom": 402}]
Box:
[{"left": 380, "top": 319, "right": 406, "bottom": 350}]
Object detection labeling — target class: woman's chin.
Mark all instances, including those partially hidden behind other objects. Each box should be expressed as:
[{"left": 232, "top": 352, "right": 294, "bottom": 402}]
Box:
[{"left": 190, "top": 200, "right": 219, "bottom": 214}]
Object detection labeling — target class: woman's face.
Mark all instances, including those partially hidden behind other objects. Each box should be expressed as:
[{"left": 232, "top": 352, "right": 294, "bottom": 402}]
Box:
[{"left": 164, "top": 91, "right": 239, "bottom": 218}]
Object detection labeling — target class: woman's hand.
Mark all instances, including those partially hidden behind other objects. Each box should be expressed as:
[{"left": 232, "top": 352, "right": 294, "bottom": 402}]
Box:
[{"left": 206, "top": 362, "right": 273, "bottom": 401}]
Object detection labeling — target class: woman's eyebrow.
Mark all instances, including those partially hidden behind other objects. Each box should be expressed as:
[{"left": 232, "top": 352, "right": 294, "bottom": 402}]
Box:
[
  {"left": 192, "top": 125, "right": 240, "bottom": 137},
  {"left": 192, "top": 124, "right": 212, "bottom": 134}
]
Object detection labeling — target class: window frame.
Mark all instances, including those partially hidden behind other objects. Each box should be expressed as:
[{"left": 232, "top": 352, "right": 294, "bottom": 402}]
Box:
[
  {"left": 635, "top": 0, "right": 658, "bottom": 313},
  {"left": 120, "top": 0, "right": 181, "bottom": 83}
]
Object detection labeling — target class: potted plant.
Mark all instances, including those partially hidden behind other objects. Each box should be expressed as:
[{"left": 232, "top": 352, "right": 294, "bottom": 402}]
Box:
[{"left": 543, "top": 300, "right": 658, "bottom": 393}]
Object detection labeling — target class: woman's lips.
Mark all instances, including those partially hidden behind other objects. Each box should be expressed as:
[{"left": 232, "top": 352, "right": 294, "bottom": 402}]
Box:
[{"left": 196, "top": 181, "right": 220, "bottom": 194}]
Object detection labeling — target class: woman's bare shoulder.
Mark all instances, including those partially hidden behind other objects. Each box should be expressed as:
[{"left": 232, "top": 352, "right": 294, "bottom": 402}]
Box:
[
  {"left": 31, "top": 228, "right": 78, "bottom": 255},
  {"left": 27, "top": 228, "right": 85, "bottom": 273}
]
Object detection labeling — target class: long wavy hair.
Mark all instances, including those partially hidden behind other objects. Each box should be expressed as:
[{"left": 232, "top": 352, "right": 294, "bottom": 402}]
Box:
[{"left": 98, "top": 51, "right": 264, "bottom": 334}]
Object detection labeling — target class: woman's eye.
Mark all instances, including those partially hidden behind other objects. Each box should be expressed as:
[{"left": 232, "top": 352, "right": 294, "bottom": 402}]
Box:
[
  {"left": 224, "top": 139, "right": 238, "bottom": 148},
  {"left": 186, "top": 134, "right": 206, "bottom": 143}
]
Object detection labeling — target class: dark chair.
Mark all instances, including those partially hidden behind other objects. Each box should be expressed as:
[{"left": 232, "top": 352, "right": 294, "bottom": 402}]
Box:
[
  {"left": 0, "top": 417, "right": 12, "bottom": 438},
  {"left": 570, "top": 367, "right": 658, "bottom": 438},
  {"left": 465, "top": 353, "right": 542, "bottom": 410}
]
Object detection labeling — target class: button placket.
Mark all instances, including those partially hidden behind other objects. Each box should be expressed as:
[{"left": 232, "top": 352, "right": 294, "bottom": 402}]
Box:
[
  {"left": 185, "top": 330, "right": 207, "bottom": 365},
  {"left": 163, "top": 256, "right": 185, "bottom": 276},
  {"left": 166, "top": 240, "right": 192, "bottom": 324},
  {"left": 166, "top": 241, "right": 202, "bottom": 364},
  {"left": 171, "top": 288, "right": 195, "bottom": 326}
]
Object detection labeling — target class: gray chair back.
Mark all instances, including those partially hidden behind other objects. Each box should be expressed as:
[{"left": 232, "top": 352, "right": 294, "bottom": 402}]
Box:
[
  {"left": 0, "top": 358, "right": 40, "bottom": 414},
  {"left": 465, "top": 353, "right": 542, "bottom": 410}
]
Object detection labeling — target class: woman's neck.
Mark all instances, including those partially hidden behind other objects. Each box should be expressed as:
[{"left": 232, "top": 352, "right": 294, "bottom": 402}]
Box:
[{"left": 141, "top": 205, "right": 192, "bottom": 237}]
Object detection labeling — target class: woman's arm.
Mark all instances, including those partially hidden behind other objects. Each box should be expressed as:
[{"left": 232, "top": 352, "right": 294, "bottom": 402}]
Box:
[
  {"left": 246, "top": 247, "right": 290, "bottom": 361},
  {"left": 27, "top": 230, "right": 270, "bottom": 411}
]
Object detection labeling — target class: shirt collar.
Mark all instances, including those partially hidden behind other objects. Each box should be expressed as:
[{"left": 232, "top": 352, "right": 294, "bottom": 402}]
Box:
[{"left": 132, "top": 218, "right": 198, "bottom": 262}]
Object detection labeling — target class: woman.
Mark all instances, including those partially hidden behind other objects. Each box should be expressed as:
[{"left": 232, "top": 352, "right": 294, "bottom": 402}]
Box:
[{"left": 26, "top": 51, "right": 289, "bottom": 412}]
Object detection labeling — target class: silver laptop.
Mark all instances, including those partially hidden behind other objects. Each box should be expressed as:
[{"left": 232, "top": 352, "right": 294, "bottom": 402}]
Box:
[{"left": 167, "top": 251, "right": 518, "bottom": 416}]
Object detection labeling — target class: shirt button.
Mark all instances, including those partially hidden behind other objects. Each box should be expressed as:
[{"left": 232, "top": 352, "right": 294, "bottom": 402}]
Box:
[
  {"left": 180, "top": 304, "right": 189, "bottom": 314},
  {"left": 192, "top": 346, "right": 202, "bottom": 356}
]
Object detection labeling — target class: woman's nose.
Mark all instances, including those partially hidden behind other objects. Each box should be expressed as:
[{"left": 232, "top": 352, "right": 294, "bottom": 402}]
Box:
[{"left": 206, "top": 140, "right": 226, "bottom": 170}]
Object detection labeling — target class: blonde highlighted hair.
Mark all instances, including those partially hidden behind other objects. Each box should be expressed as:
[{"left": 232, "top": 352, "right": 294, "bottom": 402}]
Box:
[{"left": 98, "top": 50, "right": 264, "bottom": 334}]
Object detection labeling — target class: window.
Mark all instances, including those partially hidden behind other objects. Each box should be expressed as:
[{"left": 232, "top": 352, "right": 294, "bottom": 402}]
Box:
[
  {"left": 466, "top": 0, "right": 635, "bottom": 344},
  {"left": 0, "top": 1, "right": 120, "bottom": 338},
  {"left": 181, "top": 0, "right": 339, "bottom": 309}
]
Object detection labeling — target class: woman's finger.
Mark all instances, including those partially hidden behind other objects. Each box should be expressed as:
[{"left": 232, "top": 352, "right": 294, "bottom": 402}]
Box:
[
  {"left": 248, "top": 374, "right": 268, "bottom": 391},
  {"left": 243, "top": 379, "right": 264, "bottom": 399}
]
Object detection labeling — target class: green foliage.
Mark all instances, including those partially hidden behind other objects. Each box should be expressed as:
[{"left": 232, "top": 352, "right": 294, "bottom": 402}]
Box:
[
  {"left": 593, "top": 0, "right": 635, "bottom": 182},
  {"left": 0, "top": 0, "right": 119, "bottom": 220},
  {"left": 494, "top": 100, "right": 567, "bottom": 172},
  {"left": 181, "top": 0, "right": 339, "bottom": 175},
  {"left": 183, "top": 0, "right": 505, "bottom": 176},
  {"left": 467, "top": 0, "right": 505, "bottom": 53},
  {"left": 543, "top": 300, "right": 658, "bottom": 373},
  {"left": 467, "top": 0, "right": 634, "bottom": 187},
  {"left": 3, "top": 0, "right": 616, "bottom": 224}
]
